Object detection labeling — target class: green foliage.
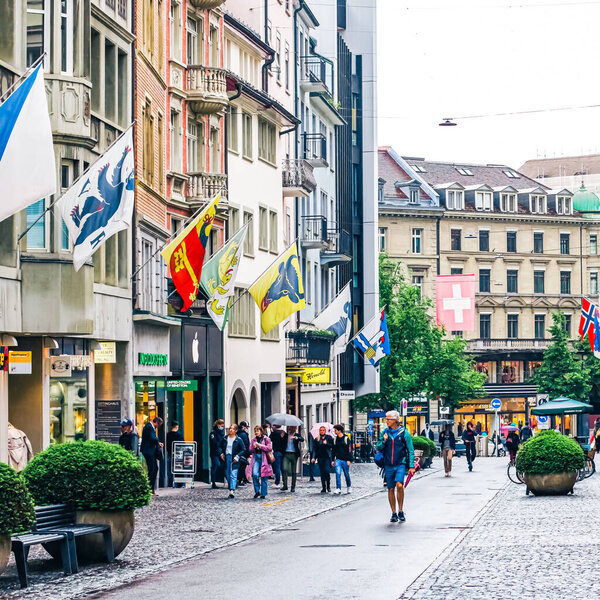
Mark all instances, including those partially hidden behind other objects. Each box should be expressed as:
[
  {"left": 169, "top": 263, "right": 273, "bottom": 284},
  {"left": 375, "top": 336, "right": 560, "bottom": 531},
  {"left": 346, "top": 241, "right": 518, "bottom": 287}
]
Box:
[
  {"left": 532, "top": 312, "right": 591, "bottom": 400},
  {"left": 515, "top": 430, "right": 585, "bottom": 475},
  {"left": 355, "top": 255, "right": 485, "bottom": 413},
  {"left": 411, "top": 436, "right": 437, "bottom": 457},
  {"left": 23, "top": 441, "right": 151, "bottom": 512},
  {"left": 0, "top": 463, "right": 35, "bottom": 535}
]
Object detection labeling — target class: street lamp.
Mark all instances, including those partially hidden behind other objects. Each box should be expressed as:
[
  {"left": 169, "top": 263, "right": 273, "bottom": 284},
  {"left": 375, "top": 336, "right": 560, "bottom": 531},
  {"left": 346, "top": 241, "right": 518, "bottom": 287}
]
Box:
[{"left": 439, "top": 118, "right": 457, "bottom": 127}]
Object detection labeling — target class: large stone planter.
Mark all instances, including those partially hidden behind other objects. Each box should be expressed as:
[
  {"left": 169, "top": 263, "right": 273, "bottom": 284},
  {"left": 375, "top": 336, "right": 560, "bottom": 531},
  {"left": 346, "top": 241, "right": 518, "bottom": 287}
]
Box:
[
  {"left": 0, "top": 534, "right": 10, "bottom": 575},
  {"left": 524, "top": 471, "right": 577, "bottom": 496}
]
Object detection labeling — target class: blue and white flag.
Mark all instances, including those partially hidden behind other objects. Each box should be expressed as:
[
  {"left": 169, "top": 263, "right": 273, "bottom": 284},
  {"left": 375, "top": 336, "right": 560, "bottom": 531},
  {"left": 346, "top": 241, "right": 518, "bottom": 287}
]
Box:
[
  {"left": 0, "top": 64, "right": 56, "bottom": 221},
  {"left": 351, "top": 309, "right": 391, "bottom": 368},
  {"left": 312, "top": 283, "right": 352, "bottom": 357},
  {"left": 58, "top": 128, "right": 134, "bottom": 271}
]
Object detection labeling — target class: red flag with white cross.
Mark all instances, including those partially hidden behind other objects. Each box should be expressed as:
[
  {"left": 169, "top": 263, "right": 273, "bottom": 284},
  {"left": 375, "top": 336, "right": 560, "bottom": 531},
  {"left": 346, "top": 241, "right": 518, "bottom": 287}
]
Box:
[{"left": 436, "top": 274, "right": 475, "bottom": 332}]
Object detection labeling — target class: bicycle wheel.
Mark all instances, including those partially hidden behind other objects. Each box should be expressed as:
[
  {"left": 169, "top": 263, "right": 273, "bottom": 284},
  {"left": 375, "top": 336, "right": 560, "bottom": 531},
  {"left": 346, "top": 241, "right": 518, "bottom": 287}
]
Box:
[
  {"left": 580, "top": 456, "right": 595, "bottom": 480},
  {"left": 507, "top": 462, "right": 524, "bottom": 484}
]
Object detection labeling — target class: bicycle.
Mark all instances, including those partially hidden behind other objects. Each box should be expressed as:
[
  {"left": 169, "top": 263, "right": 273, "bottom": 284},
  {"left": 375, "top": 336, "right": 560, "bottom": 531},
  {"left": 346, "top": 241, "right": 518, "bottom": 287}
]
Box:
[
  {"left": 577, "top": 455, "right": 596, "bottom": 481},
  {"left": 507, "top": 460, "right": 525, "bottom": 485}
]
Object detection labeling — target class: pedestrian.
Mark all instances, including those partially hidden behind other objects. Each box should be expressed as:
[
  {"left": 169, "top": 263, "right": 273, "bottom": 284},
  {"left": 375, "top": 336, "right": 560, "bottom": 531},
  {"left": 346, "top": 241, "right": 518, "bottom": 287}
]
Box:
[
  {"left": 281, "top": 426, "right": 304, "bottom": 492},
  {"left": 140, "top": 416, "right": 163, "bottom": 495},
  {"left": 307, "top": 432, "right": 316, "bottom": 481},
  {"left": 7, "top": 422, "right": 33, "bottom": 472},
  {"left": 520, "top": 421, "right": 533, "bottom": 443},
  {"left": 490, "top": 429, "right": 498, "bottom": 456},
  {"left": 118, "top": 419, "right": 138, "bottom": 453},
  {"left": 237, "top": 421, "right": 251, "bottom": 486},
  {"left": 209, "top": 419, "right": 226, "bottom": 489},
  {"left": 439, "top": 424, "right": 456, "bottom": 477},
  {"left": 420, "top": 423, "right": 434, "bottom": 441},
  {"left": 506, "top": 428, "right": 520, "bottom": 464},
  {"left": 166, "top": 421, "right": 184, "bottom": 488},
  {"left": 457, "top": 422, "right": 464, "bottom": 437},
  {"left": 250, "top": 425, "right": 273, "bottom": 499},
  {"left": 219, "top": 424, "right": 245, "bottom": 499},
  {"left": 331, "top": 424, "right": 352, "bottom": 494},
  {"left": 311, "top": 426, "right": 334, "bottom": 493},
  {"left": 461, "top": 422, "right": 477, "bottom": 472},
  {"left": 377, "top": 410, "right": 415, "bottom": 523},
  {"left": 270, "top": 424, "right": 286, "bottom": 486},
  {"left": 263, "top": 422, "right": 272, "bottom": 438},
  {"left": 475, "top": 421, "right": 482, "bottom": 435}
]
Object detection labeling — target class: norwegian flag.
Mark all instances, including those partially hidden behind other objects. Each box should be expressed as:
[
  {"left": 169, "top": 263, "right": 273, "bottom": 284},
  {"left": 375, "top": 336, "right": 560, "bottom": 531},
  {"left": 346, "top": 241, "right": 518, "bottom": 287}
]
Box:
[{"left": 580, "top": 298, "right": 600, "bottom": 355}]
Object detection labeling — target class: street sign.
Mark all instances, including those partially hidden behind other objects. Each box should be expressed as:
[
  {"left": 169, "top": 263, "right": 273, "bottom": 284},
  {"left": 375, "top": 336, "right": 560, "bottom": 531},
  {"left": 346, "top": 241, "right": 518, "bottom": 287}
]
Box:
[
  {"left": 537, "top": 394, "right": 549, "bottom": 406},
  {"left": 537, "top": 415, "right": 550, "bottom": 429},
  {"left": 9, "top": 351, "right": 32, "bottom": 375},
  {"left": 491, "top": 398, "right": 502, "bottom": 411},
  {"left": 440, "top": 407, "right": 450, "bottom": 415},
  {"left": 368, "top": 419, "right": 374, "bottom": 426},
  {"left": 339, "top": 390, "right": 355, "bottom": 401},
  {"left": 402, "top": 399, "right": 408, "bottom": 417}
]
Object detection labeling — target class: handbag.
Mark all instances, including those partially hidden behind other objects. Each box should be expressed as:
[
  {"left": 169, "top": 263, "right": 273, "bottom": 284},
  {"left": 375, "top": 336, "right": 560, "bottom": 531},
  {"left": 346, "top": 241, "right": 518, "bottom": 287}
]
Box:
[{"left": 267, "top": 451, "right": 275, "bottom": 464}]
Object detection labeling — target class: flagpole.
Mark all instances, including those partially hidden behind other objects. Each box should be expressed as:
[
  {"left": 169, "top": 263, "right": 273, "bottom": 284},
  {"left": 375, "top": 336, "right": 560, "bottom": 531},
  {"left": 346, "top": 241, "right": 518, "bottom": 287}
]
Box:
[{"left": 0, "top": 54, "right": 46, "bottom": 104}]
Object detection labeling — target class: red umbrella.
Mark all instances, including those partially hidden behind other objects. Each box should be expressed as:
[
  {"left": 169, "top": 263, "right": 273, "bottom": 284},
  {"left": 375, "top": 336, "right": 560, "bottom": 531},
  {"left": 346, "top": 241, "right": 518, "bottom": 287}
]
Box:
[{"left": 404, "top": 460, "right": 421, "bottom": 487}]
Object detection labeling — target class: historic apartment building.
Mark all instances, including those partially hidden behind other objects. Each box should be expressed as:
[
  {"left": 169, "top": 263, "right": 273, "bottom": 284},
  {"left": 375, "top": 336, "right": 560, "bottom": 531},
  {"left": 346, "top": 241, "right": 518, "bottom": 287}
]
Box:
[{"left": 378, "top": 146, "right": 600, "bottom": 435}]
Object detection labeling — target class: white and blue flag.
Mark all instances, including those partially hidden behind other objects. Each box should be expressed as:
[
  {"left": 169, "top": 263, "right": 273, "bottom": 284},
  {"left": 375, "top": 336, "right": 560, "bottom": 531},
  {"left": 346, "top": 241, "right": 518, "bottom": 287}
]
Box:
[
  {"left": 58, "top": 128, "right": 134, "bottom": 271},
  {"left": 351, "top": 309, "right": 391, "bottom": 368},
  {"left": 0, "top": 64, "right": 56, "bottom": 221},
  {"left": 312, "top": 283, "right": 353, "bottom": 357}
]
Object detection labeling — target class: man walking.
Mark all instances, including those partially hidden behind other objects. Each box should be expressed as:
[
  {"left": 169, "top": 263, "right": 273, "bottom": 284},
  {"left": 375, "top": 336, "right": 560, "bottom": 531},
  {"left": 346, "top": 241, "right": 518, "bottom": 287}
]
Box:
[
  {"left": 141, "top": 416, "right": 163, "bottom": 495},
  {"left": 166, "top": 421, "right": 183, "bottom": 488},
  {"left": 439, "top": 424, "right": 456, "bottom": 477},
  {"left": 462, "top": 422, "right": 477, "bottom": 472},
  {"left": 420, "top": 423, "right": 434, "bottom": 441},
  {"left": 209, "top": 419, "right": 226, "bottom": 489},
  {"left": 237, "top": 421, "right": 251, "bottom": 486},
  {"left": 520, "top": 421, "right": 533, "bottom": 443},
  {"left": 377, "top": 410, "right": 415, "bottom": 523},
  {"left": 281, "top": 426, "right": 304, "bottom": 493},
  {"left": 331, "top": 424, "right": 352, "bottom": 494},
  {"left": 311, "top": 426, "right": 334, "bottom": 493},
  {"left": 270, "top": 424, "right": 286, "bottom": 486}
]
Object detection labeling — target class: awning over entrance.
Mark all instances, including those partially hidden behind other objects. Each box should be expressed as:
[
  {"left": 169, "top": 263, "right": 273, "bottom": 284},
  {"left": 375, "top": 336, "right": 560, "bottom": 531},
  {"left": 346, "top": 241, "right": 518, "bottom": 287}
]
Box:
[{"left": 531, "top": 396, "right": 593, "bottom": 416}]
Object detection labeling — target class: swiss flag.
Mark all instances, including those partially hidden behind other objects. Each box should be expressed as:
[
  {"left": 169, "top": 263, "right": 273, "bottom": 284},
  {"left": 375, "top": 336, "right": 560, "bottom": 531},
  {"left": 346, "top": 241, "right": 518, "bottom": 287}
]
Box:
[{"left": 436, "top": 274, "right": 475, "bottom": 332}]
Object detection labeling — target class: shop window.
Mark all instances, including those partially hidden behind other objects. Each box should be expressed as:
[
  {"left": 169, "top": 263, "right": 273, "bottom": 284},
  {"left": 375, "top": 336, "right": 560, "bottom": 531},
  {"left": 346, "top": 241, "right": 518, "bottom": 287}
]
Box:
[
  {"left": 498, "top": 360, "right": 523, "bottom": 383},
  {"left": 135, "top": 380, "right": 159, "bottom": 438},
  {"left": 49, "top": 378, "right": 88, "bottom": 444}
]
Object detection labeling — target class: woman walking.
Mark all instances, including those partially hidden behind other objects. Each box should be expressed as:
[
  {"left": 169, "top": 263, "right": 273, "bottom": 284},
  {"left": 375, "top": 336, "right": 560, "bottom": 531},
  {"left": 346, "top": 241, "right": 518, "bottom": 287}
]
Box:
[
  {"left": 219, "top": 424, "right": 245, "bottom": 499},
  {"left": 439, "top": 424, "right": 456, "bottom": 477},
  {"left": 331, "top": 424, "right": 352, "bottom": 494},
  {"left": 250, "top": 426, "right": 273, "bottom": 499}
]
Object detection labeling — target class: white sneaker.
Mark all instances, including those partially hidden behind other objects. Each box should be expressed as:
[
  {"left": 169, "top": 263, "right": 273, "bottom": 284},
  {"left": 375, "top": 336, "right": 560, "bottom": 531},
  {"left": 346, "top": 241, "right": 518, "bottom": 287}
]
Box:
[
  {"left": 333, "top": 489, "right": 341, "bottom": 495},
  {"left": 346, "top": 487, "right": 352, "bottom": 494}
]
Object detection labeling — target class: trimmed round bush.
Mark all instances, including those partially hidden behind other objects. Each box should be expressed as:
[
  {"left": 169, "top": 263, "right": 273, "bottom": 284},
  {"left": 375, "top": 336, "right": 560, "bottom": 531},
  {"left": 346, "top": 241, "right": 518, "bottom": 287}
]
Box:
[
  {"left": 515, "top": 430, "right": 585, "bottom": 475},
  {"left": 412, "top": 436, "right": 437, "bottom": 457},
  {"left": 23, "top": 441, "right": 151, "bottom": 512},
  {"left": 0, "top": 463, "right": 35, "bottom": 534}
]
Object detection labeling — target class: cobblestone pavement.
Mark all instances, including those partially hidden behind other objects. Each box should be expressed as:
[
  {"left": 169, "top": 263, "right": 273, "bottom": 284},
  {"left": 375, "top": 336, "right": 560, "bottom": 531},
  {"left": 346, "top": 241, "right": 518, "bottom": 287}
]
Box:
[
  {"left": 400, "top": 464, "right": 599, "bottom": 600},
  {"left": 0, "top": 463, "right": 436, "bottom": 599}
]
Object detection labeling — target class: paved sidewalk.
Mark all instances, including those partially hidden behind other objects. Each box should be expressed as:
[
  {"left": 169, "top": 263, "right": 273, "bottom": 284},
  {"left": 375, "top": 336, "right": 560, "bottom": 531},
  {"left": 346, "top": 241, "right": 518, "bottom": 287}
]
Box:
[
  {"left": 0, "top": 463, "right": 435, "bottom": 599},
  {"left": 401, "top": 463, "right": 599, "bottom": 600}
]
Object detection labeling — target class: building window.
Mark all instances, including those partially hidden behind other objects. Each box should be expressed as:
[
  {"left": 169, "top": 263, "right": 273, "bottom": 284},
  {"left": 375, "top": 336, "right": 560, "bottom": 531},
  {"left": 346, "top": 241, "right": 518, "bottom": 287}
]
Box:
[
  {"left": 186, "top": 17, "right": 203, "bottom": 64},
  {"left": 242, "top": 113, "right": 253, "bottom": 159},
  {"left": 501, "top": 193, "right": 517, "bottom": 213},
  {"left": 560, "top": 233, "right": 570, "bottom": 255},
  {"left": 229, "top": 287, "right": 256, "bottom": 338},
  {"left": 409, "top": 189, "right": 419, "bottom": 204},
  {"left": 530, "top": 195, "right": 546, "bottom": 214},
  {"left": 259, "top": 206, "right": 268, "bottom": 251},
  {"left": 591, "top": 272, "right": 598, "bottom": 295},
  {"left": 378, "top": 228, "right": 386, "bottom": 253},
  {"left": 227, "top": 106, "right": 238, "bottom": 154},
  {"left": 284, "top": 43, "right": 290, "bottom": 90},
  {"left": 479, "top": 230, "right": 489, "bottom": 252},
  {"left": 563, "top": 314, "right": 572, "bottom": 337},
  {"left": 451, "top": 267, "right": 463, "bottom": 275},
  {"left": 209, "top": 126, "right": 220, "bottom": 172},
  {"left": 243, "top": 210, "right": 254, "bottom": 256},
  {"left": 507, "top": 270, "right": 518, "bottom": 293},
  {"left": 507, "top": 314, "right": 519, "bottom": 339},
  {"left": 411, "top": 228, "right": 422, "bottom": 254},
  {"left": 269, "top": 210, "right": 278, "bottom": 253},
  {"left": 479, "top": 269, "right": 490, "bottom": 293},
  {"left": 534, "top": 314, "right": 545, "bottom": 340},
  {"left": 412, "top": 275, "right": 423, "bottom": 297},
  {"left": 590, "top": 234, "right": 598, "bottom": 255},
  {"left": 506, "top": 231, "right": 517, "bottom": 253},
  {"left": 170, "top": 109, "right": 182, "bottom": 172},
  {"left": 557, "top": 196, "right": 571, "bottom": 215},
  {"left": 60, "top": 0, "right": 73, "bottom": 74},
  {"left": 228, "top": 207, "right": 240, "bottom": 234},
  {"left": 27, "top": 199, "right": 47, "bottom": 250},
  {"left": 480, "top": 314, "right": 491, "bottom": 339},
  {"left": 187, "top": 118, "right": 198, "bottom": 172},
  {"left": 447, "top": 190, "right": 464, "bottom": 210},
  {"left": 27, "top": 0, "right": 48, "bottom": 67},
  {"left": 170, "top": 2, "right": 181, "bottom": 61},
  {"left": 475, "top": 191, "right": 492, "bottom": 211},
  {"left": 451, "top": 229, "right": 461, "bottom": 251},
  {"left": 534, "top": 271, "right": 545, "bottom": 294},
  {"left": 560, "top": 271, "right": 571, "bottom": 295},
  {"left": 534, "top": 232, "right": 543, "bottom": 253},
  {"left": 258, "top": 118, "right": 276, "bottom": 165},
  {"left": 143, "top": 100, "right": 154, "bottom": 183},
  {"left": 275, "top": 31, "right": 281, "bottom": 83}
]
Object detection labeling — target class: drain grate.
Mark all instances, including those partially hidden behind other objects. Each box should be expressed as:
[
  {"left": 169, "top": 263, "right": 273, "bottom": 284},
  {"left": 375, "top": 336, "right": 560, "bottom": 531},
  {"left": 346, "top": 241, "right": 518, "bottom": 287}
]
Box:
[{"left": 300, "top": 544, "right": 355, "bottom": 548}]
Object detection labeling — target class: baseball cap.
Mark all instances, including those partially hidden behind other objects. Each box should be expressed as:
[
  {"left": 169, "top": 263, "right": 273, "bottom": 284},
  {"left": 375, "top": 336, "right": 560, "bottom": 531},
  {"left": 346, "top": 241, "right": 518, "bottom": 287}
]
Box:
[{"left": 120, "top": 419, "right": 133, "bottom": 427}]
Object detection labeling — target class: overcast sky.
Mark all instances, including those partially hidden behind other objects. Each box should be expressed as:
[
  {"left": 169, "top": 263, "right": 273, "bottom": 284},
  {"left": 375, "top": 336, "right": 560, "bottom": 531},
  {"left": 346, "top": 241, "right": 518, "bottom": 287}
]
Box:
[{"left": 376, "top": 0, "right": 600, "bottom": 168}]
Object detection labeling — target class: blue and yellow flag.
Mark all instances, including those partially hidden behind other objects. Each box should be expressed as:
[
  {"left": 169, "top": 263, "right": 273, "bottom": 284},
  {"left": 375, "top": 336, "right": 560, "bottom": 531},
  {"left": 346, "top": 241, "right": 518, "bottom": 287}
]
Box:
[{"left": 249, "top": 242, "right": 305, "bottom": 333}]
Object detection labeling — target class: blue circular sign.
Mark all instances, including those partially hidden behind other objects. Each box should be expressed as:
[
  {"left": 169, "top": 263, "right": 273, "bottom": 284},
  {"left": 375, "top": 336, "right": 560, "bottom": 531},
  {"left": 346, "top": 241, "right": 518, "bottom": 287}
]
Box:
[
  {"left": 491, "top": 398, "right": 502, "bottom": 411},
  {"left": 538, "top": 415, "right": 549, "bottom": 424}
]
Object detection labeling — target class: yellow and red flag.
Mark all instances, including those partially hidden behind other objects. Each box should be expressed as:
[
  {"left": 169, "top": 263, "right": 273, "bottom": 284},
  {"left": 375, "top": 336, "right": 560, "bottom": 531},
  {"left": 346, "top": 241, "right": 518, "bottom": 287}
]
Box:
[
  {"left": 249, "top": 242, "right": 305, "bottom": 333},
  {"left": 161, "top": 195, "right": 220, "bottom": 312}
]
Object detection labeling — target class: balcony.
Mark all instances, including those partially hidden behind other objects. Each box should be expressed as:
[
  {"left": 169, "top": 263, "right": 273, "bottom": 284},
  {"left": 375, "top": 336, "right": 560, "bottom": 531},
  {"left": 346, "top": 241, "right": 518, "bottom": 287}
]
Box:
[
  {"left": 300, "top": 216, "right": 328, "bottom": 250},
  {"left": 187, "top": 172, "right": 228, "bottom": 208},
  {"left": 286, "top": 330, "right": 335, "bottom": 367},
  {"left": 188, "top": 0, "right": 225, "bottom": 9},
  {"left": 282, "top": 159, "right": 317, "bottom": 197},
  {"left": 187, "top": 66, "right": 228, "bottom": 115},
  {"left": 321, "top": 228, "right": 352, "bottom": 267},
  {"left": 468, "top": 339, "right": 550, "bottom": 352},
  {"left": 302, "top": 133, "right": 328, "bottom": 168},
  {"left": 300, "top": 56, "right": 333, "bottom": 95}
]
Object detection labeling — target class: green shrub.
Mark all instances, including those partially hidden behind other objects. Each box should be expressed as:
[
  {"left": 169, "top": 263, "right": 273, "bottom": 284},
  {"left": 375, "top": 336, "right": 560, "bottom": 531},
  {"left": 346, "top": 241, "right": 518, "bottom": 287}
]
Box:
[
  {"left": 515, "top": 430, "right": 585, "bottom": 475},
  {"left": 0, "top": 463, "right": 35, "bottom": 535},
  {"left": 23, "top": 441, "right": 151, "bottom": 512},
  {"left": 412, "top": 436, "right": 437, "bottom": 457}
]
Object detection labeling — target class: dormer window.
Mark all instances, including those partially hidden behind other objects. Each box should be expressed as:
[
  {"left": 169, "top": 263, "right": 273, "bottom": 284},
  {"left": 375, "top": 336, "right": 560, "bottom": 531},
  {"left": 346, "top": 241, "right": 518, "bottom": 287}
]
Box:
[
  {"left": 475, "top": 191, "right": 492, "bottom": 211},
  {"left": 409, "top": 188, "right": 419, "bottom": 204},
  {"left": 447, "top": 190, "right": 464, "bottom": 210},
  {"left": 455, "top": 167, "right": 474, "bottom": 176},
  {"left": 557, "top": 196, "right": 572, "bottom": 215},
  {"left": 530, "top": 194, "right": 547, "bottom": 214},
  {"left": 501, "top": 193, "right": 517, "bottom": 213}
]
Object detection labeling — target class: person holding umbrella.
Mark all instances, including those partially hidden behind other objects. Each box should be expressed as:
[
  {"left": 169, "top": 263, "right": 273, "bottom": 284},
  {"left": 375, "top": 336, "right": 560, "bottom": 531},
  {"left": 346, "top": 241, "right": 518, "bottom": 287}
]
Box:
[
  {"left": 439, "top": 424, "right": 456, "bottom": 477},
  {"left": 505, "top": 426, "right": 520, "bottom": 464},
  {"left": 310, "top": 424, "right": 334, "bottom": 493}
]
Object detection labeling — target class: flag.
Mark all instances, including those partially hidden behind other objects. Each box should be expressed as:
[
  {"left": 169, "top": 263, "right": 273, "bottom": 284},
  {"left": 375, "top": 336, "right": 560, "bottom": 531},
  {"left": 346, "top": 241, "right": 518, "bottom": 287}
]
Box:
[
  {"left": 436, "top": 274, "right": 475, "bottom": 332},
  {"left": 199, "top": 224, "right": 247, "bottom": 330},
  {"left": 161, "top": 195, "right": 220, "bottom": 312},
  {"left": 248, "top": 242, "right": 305, "bottom": 333},
  {"left": 351, "top": 309, "right": 390, "bottom": 368},
  {"left": 580, "top": 298, "right": 597, "bottom": 339},
  {"left": 0, "top": 64, "right": 56, "bottom": 221},
  {"left": 59, "top": 128, "right": 135, "bottom": 271},
  {"left": 312, "top": 283, "right": 352, "bottom": 357},
  {"left": 592, "top": 310, "right": 600, "bottom": 356}
]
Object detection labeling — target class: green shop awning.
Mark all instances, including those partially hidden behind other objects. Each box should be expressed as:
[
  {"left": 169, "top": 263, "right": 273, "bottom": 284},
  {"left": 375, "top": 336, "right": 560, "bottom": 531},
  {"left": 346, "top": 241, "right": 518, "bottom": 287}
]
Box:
[{"left": 531, "top": 396, "right": 593, "bottom": 416}]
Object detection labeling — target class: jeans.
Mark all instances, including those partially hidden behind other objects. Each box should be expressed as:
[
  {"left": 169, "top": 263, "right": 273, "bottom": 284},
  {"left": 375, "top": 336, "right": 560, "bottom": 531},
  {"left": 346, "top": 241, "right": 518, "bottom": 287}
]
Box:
[
  {"left": 317, "top": 458, "right": 331, "bottom": 490},
  {"left": 210, "top": 455, "right": 221, "bottom": 484},
  {"left": 273, "top": 451, "right": 283, "bottom": 485},
  {"left": 252, "top": 458, "right": 268, "bottom": 497},
  {"left": 334, "top": 459, "right": 351, "bottom": 489},
  {"left": 282, "top": 452, "right": 297, "bottom": 490},
  {"left": 225, "top": 454, "right": 240, "bottom": 491},
  {"left": 143, "top": 452, "right": 159, "bottom": 491},
  {"left": 465, "top": 442, "right": 476, "bottom": 469}
]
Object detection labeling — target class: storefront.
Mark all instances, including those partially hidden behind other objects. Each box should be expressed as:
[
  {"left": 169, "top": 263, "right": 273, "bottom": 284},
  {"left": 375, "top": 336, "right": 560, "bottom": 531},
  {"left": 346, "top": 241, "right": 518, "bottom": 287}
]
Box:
[
  {"left": 455, "top": 398, "right": 527, "bottom": 434},
  {"left": 367, "top": 401, "right": 429, "bottom": 439}
]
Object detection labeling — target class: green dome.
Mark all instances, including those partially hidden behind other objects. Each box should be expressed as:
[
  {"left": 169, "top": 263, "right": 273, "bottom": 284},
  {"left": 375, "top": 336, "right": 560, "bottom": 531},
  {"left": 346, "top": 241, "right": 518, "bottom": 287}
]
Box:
[{"left": 572, "top": 184, "right": 600, "bottom": 212}]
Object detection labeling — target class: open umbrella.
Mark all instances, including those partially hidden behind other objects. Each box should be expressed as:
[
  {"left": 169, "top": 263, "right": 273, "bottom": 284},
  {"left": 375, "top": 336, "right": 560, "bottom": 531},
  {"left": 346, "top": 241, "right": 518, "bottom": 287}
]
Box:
[
  {"left": 531, "top": 396, "right": 593, "bottom": 416},
  {"left": 266, "top": 413, "right": 304, "bottom": 427},
  {"left": 310, "top": 422, "right": 334, "bottom": 439}
]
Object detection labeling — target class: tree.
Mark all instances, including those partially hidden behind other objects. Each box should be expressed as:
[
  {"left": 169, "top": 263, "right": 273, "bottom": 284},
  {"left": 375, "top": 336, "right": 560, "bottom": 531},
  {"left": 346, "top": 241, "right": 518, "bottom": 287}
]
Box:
[
  {"left": 354, "top": 255, "right": 485, "bottom": 413},
  {"left": 532, "top": 312, "right": 591, "bottom": 400}
]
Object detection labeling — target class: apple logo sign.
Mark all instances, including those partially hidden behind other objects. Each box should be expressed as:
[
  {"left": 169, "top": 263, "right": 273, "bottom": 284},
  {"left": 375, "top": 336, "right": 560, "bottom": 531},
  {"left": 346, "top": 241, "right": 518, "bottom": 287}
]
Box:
[{"left": 192, "top": 331, "right": 199, "bottom": 364}]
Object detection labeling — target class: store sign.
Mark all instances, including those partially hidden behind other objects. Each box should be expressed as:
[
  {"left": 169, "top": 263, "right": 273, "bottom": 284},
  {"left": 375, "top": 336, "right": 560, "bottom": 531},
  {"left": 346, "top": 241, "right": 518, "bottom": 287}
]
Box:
[
  {"left": 340, "top": 390, "right": 355, "bottom": 401},
  {"left": 138, "top": 353, "right": 168, "bottom": 367},
  {"left": 71, "top": 355, "right": 93, "bottom": 370},
  {"left": 9, "top": 351, "right": 32, "bottom": 375},
  {"left": 95, "top": 342, "right": 116, "bottom": 364},
  {"left": 96, "top": 400, "right": 122, "bottom": 444},
  {"left": 50, "top": 355, "right": 72, "bottom": 377},
  {"left": 287, "top": 367, "right": 330, "bottom": 384},
  {"left": 0, "top": 347, "right": 8, "bottom": 371},
  {"left": 167, "top": 380, "right": 198, "bottom": 391}
]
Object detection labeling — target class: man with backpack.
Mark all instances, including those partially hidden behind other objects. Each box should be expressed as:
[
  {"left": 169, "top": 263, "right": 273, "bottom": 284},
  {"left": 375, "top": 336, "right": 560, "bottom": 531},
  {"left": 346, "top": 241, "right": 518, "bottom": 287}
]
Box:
[{"left": 377, "top": 410, "right": 415, "bottom": 523}]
